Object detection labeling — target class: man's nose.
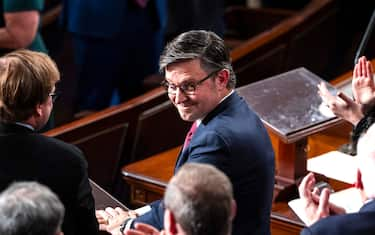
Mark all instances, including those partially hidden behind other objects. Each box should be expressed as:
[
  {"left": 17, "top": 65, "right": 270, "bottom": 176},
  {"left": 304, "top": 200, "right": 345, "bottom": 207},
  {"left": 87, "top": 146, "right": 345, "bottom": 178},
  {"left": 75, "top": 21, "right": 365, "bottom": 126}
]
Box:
[{"left": 174, "top": 88, "right": 187, "bottom": 104}]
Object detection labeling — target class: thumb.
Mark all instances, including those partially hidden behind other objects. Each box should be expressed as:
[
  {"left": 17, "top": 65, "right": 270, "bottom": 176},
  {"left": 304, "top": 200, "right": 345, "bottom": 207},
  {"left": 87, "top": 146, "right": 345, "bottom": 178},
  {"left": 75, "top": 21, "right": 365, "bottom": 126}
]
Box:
[
  {"left": 337, "top": 92, "right": 354, "bottom": 105},
  {"left": 317, "top": 188, "right": 330, "bottom": 218}
]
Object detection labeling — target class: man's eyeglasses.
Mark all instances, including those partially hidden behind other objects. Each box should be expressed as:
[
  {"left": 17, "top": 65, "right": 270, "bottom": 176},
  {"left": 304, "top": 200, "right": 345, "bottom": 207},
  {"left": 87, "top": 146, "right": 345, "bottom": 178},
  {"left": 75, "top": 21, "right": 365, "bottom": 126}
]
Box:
[
  {"left": 49, "top": 92, "right": 60, "bottom": 103},
  {"left": 161, "top": 69, "right": 222, "bottom": 95}
]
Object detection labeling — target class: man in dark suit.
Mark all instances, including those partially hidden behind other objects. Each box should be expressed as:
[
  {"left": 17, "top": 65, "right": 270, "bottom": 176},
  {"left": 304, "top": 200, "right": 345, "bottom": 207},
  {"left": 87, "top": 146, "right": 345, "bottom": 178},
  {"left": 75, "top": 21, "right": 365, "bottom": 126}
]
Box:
[
  {"left": 98, "top": 30, "right": 275, "bottom": 235},
  {"left": 299, "top": 123, "right": 375, "bottom": 235},
  {"left": 0, "top": 50, "right": 99, "bottom": 235},
  {"left": 62, "top": 0, "right": 167, "bottom": 113}
]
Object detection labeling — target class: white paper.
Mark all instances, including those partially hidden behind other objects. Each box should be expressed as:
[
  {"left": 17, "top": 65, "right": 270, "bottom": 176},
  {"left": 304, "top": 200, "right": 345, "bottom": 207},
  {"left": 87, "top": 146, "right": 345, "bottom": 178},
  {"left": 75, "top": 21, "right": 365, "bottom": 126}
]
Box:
[{"left": 307, "top": 151, "right": 357, "bottom": 184}]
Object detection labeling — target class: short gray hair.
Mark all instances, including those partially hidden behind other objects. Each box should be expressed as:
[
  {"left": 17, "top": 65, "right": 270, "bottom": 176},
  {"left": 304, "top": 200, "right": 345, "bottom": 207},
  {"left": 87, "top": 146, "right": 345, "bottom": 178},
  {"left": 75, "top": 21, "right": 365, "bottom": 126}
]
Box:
[
  {"left": 164, "top": 163, "right": 234, "bottom": 235},
  {"left": 0, "top": 181, "right": 65, "bottom": 235}
]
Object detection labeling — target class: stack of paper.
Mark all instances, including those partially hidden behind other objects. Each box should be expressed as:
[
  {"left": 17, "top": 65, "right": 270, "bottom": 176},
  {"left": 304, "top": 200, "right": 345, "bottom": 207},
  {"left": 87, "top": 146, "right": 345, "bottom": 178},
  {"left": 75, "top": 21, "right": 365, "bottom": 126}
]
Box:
[{"left": 307, "top": 151, "right": 357, "bottom": 184}]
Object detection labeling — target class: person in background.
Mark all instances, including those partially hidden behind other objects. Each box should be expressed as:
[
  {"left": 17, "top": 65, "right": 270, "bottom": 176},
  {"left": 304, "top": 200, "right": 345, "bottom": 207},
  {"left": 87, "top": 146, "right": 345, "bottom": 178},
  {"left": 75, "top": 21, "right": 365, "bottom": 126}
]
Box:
[
  {"left": 0, "top": 181, "right": 65, "bottom": 235},
  {"left": 298, "top": 122, "right": 375, "bottom": 235},
  {"left": 97, "top": 30, "right": 275, "bottom": 235},
  {"left": 0, "top": 49, "right": 99, "bottom": 235},
  {"left": 318, "top": 56, "right": 375, "bottom": 154},
  {"left": 0, "top": 0, "right": 47, "bottom": 55},
  {"left": 62, "top": 0, "right": 167, "bottom": 115}
]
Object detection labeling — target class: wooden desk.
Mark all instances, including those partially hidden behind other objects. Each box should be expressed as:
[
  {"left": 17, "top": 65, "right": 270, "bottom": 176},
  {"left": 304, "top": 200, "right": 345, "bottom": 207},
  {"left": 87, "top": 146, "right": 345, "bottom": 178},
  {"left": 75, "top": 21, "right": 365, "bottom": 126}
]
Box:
[
  {"left": 237, "top": 68, "right": 342, "bottom": 194},
  {"left": 122, "top": 147, "right": 179, "bottom": 207},
  {"left": 122, "top": 148, "right": 305, "bottom": 235}
]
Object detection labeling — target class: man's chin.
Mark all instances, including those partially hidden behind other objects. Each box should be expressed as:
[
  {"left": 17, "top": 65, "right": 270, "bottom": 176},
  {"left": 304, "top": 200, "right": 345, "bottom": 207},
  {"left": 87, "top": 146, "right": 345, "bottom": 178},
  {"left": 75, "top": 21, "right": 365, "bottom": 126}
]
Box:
[{"left": 178, "top": 112, "right": 196, "bottom": 122}]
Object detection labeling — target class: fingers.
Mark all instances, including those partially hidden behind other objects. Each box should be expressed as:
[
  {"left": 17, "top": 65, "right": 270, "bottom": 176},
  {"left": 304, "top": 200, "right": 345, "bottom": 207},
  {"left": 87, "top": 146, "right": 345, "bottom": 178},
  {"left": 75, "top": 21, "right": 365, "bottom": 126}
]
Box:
[
  {"left": 361, "top": 56, "right": 367, "bottom": 78},
  {"left": 134, "top": 223, "right": 160, "bottom": 234},
  {"left": 299, "top": 172, "right": 315, "bottom": 199},
  {"left": 367, "top": 60, "right": 374, "bottom": 80},
  {"left": 317, "top": 188, "right": 330, "bottom": 218},
  {"left": 318, "top": 82, "right": 335, "bottom": 105},
  {"left": 125, "top": 223, "right": 161, "bottom": 235},
  {"left": 337, "top": 92, "right": 354, "bottom": 105},
  {"left": 96, "top": 210, "right": 110, "bottom": 231},
  {"left": 125, "top": 230, "right": 144, "bottom": 235},
  {"left": 105, "top": 207, "right": 120, "bottom": 218},
  {"left": 96, "top": 209, "right": 110, "bottom": 223}
]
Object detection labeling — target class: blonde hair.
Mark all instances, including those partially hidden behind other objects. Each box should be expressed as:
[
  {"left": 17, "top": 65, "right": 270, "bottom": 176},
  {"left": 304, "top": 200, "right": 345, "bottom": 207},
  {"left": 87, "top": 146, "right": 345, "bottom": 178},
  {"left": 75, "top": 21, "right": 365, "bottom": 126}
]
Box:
[{"left": 0, "top": 50, "right": 60, "bottom": 122}]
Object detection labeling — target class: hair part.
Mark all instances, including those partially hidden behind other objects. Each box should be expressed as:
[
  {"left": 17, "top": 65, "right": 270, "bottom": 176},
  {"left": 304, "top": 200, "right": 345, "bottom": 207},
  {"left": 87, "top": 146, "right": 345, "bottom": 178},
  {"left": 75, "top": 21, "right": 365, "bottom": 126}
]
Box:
[
  {"left": 0, "top": 50, "right": 60, "bottom": 122},
  {"left": 164, "top": 163, "right": 234, "bottom": 235},
  {"left": 160, "top": 30, "right": 236, "bottom": 89}
]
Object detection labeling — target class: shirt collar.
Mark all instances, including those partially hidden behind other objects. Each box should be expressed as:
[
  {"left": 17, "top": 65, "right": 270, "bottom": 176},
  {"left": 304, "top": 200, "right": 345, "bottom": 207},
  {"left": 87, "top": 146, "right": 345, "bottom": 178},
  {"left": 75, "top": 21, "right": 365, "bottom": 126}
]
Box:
[{"left": 15, "top": 122, "right": 35, "bottom": 131}]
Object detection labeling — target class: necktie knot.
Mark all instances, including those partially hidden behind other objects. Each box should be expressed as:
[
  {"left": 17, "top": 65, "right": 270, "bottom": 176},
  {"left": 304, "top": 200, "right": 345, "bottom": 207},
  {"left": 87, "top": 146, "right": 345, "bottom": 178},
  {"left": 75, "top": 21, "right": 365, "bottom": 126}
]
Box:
[{"left": 183, "top": 122, "right": 197, "bottom": 149}]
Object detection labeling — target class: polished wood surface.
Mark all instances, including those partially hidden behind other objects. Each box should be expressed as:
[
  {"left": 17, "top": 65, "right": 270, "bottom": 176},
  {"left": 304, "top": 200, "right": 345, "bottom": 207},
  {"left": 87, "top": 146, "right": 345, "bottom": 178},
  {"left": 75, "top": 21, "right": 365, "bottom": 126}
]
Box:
[
  {"left": 122, "top": 147, "right": 179, "bottom": 207},
  {"left": 237, "top": 68, "right": 343, "bottom": 192}
]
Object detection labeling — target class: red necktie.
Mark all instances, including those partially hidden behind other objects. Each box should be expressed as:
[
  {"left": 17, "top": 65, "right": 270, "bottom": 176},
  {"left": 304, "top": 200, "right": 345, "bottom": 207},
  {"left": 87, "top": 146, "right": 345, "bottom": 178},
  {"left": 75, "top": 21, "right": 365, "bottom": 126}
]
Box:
[
  {"left": 133, "top": 0, "right": 148, "bottom": 8},
  {"left": 183, "top": 122, "right": 197, "bottom": 149}
]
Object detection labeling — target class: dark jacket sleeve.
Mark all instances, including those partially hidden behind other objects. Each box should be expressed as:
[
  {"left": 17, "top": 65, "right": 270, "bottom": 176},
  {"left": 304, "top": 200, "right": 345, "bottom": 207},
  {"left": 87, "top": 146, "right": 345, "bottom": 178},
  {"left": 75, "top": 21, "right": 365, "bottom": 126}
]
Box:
[
  {"left": 300, "top": 227, "right": 313, "bottom": 235},
  {"left": 132, "top": 200, "right": 164, "bottom": 230},
  {"left": 75, "top": 153, "right": 99, "bottom": 234}
]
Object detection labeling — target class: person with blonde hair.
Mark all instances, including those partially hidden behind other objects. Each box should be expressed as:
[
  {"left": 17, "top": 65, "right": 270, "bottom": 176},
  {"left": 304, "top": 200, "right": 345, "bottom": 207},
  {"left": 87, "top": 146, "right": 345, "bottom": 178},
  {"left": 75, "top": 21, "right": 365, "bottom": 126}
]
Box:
[{"left": 0, "top": 50, "right": 99, "bottom": 235}]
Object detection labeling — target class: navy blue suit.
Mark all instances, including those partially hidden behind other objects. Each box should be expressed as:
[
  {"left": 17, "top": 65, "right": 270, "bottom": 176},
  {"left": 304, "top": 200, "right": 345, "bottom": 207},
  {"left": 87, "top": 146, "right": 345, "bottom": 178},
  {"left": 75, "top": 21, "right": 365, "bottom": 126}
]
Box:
[
  {"left": 301, "top": 200, "right": 375, "bottom": 235},
  {"left": 62, "top": 0, "right": 167, "bottom": 110},
  {"left": 134, "top": 92, "right": 275, "bottom": 235}
]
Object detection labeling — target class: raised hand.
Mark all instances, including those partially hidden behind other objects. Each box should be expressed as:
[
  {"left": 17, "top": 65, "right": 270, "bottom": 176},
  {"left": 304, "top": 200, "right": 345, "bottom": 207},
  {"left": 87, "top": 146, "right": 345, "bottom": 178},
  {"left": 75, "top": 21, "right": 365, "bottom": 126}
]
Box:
[
  {"left": 318, "top": 82, "right": 363, "bottom": 125},
  {"left": 352, "top": 56, "right": 375, "bottom": 105}
]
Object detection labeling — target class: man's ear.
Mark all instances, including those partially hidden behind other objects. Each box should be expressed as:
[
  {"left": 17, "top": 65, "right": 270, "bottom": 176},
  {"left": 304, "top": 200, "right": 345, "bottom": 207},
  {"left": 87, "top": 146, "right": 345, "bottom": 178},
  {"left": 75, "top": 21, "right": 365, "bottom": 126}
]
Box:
[
  {"left": 215, "top": 69, "right": 230, "bottom": 89},
  {"left": 230, "top": 199, "right": 237, "bottom": 221},
  {"left": 164, "top": 209, "right": 178, "bottom": 235},
  {"left": 35, "top": 103, "right": 43, "bottom": 117}
]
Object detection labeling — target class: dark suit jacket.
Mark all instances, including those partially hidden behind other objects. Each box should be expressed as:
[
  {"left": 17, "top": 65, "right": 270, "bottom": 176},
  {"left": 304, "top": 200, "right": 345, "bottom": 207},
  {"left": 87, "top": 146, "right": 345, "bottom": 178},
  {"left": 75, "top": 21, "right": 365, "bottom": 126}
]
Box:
[
  {"left": 135, "top": 92, "right": 275, "bottom": 235},
  {"left": 301, "top": 200, "right": 375, "bottom": 235},
  {"left": 62, "top": 0, "right": 167, "bottom": 38},
  {"left": 0, "top": 123, "right": 99, "bottom": 235}
]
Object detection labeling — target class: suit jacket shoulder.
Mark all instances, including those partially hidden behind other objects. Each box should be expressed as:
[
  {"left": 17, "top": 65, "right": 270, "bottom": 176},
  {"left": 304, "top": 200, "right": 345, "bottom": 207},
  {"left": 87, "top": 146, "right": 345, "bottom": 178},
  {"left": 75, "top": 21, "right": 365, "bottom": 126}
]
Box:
[{"left": 0, "top": 123, "right": 98, "bottom": 235}]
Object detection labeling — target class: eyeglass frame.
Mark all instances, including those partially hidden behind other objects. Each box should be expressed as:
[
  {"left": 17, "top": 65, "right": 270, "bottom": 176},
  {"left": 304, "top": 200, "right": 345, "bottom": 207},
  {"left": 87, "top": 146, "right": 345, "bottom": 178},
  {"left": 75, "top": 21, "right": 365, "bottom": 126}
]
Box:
[
  {"left": 49, "top": 92, "right": 60, "bottom": 103},
  {"left": 161, "top": 68, "right": 222, "bottom": 95}
]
